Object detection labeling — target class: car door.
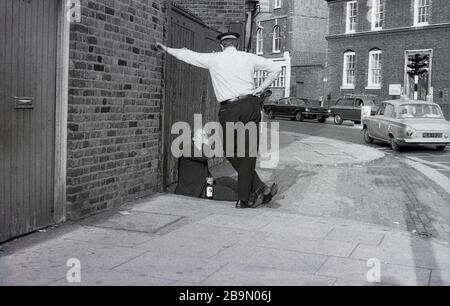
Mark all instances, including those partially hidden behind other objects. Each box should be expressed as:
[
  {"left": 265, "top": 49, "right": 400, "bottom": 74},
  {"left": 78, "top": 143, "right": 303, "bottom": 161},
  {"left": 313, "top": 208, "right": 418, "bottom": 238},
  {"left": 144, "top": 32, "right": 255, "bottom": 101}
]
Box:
[
  {"left": 337, "top": 98, "right": 354, "bottom": 119},
  {"left": 274, "top": 98, "right": 289, "bottom": 116},
  {"left": 348, "top": 98, "right": 364, "bottom": 122},
  {"left": 379, "top": 103, "right": 396, "bottom": 140},
  {"left": 369, "top": 103, "right": 385, "bottom": 139},
  {"left": 292, "top": 98, "right": 306, "bottom": 115}
]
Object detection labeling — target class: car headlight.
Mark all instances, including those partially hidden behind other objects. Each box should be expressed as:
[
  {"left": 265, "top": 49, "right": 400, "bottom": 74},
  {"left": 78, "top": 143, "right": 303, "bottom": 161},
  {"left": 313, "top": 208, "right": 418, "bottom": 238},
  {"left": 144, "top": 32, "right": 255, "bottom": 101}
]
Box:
[
  {"left": 327, "top": 109, "right": 331, "bottom": 113},
  {"left": 444, "top": 133, "right": 449, "bottom": 139},
  {"left": 305, "top": 108, "right": 310, "bottom": 112}
]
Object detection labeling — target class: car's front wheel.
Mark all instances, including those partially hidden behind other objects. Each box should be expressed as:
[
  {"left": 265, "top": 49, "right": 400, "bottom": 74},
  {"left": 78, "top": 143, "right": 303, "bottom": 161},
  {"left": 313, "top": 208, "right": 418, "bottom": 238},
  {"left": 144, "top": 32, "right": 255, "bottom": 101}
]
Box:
[
  {"left": 363, "top": 128, "right": 374, "bottom": 144},
  {"left": 334, "top": 115, "right": 343, "bottom": 125},
  {"left": 390, "top": 136, "right": 401, "bottom": 152},
  {"left": 436, "top": 145, "right": 446, "bottom": 151},
  {"left": 318, "top": 116, "right": 327, "bottom": 124},
  {"left": 295, "top": 112, "right": 304, "bottom": 122},
  {"left": 268, "top": 110, "right": 274, "bottom": 119}
]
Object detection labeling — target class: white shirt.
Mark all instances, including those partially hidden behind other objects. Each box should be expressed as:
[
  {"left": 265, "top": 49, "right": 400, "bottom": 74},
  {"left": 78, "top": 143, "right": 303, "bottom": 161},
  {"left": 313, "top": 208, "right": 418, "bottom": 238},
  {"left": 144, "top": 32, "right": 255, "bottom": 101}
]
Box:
[{"left": 166, "top": 46, "right": 282, "bottom": 102}]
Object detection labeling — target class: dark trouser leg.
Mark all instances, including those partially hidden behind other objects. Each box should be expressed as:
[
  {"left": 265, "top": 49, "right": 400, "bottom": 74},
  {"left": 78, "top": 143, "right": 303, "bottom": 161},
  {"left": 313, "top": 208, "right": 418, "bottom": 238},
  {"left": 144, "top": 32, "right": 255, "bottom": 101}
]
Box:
[
  {"left": 212, "top": 177, "right": 239, "bottom": 201},
  {"left": 219, "top": 98, "right": 263, "bottom": 201}
]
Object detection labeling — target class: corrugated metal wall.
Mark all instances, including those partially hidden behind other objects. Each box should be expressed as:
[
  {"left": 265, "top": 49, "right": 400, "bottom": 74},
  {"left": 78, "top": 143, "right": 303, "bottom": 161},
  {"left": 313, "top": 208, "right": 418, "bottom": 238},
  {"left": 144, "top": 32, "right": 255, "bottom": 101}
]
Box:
[{"left": 0, "top": 0, "right": 58, "bottom": 242}]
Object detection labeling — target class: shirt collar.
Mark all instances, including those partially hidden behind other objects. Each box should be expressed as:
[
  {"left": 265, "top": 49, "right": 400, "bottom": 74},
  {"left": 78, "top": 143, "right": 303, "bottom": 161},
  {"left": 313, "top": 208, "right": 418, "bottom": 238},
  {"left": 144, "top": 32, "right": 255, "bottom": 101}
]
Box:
[{"left": 223, "top": 46, "right": 237, "bottom": 52}]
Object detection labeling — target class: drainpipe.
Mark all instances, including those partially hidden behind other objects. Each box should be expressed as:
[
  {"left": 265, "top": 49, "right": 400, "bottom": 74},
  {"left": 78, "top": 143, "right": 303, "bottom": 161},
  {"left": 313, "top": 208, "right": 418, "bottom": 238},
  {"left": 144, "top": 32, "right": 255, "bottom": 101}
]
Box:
[{"left": 244, "top": 0, "right": 260, "bottom": 53}]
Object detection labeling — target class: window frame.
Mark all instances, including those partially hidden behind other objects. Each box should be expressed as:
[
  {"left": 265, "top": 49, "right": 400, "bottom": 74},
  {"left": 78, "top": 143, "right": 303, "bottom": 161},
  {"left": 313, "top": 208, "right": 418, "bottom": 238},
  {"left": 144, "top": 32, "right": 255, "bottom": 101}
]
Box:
[
  {"left": 371, "top": 0, "right": 385, "bottom": 31},
  {"left": 346, "top": 1, "right": 358, "bottom": 34},
  {"left": 256, "top": 28, "right": 264, "bottom": 55},
  {"left": 367, "top": 49, "right": 382, "bottom": 89},
  {"left": 342, "top": 51, "right": 356, "bottom": 89},
  {"left": 274, "top": 0, "right": 282, "bottom": 9},
  {"left": 414, "top": 0, "right": 431, "bottom": 27},
  {"left": 272, "top": 25, "right": 281, "bottom": 53}
]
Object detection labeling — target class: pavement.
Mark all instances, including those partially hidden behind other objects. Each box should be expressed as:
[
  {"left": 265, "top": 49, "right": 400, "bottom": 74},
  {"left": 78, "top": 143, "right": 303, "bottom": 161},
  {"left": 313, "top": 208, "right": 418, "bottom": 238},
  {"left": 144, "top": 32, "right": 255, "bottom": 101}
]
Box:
[{"left": 0, "top": 130, "right": 449, "bottom": 286}]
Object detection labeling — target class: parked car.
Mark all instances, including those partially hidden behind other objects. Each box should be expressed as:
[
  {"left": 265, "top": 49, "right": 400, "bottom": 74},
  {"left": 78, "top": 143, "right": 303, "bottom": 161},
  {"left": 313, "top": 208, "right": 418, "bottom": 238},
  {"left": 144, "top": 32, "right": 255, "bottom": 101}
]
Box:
[
  {"left": 362, "top": 99, "right": 450, "bottom": 151},
  {"left": 330, "top": 96, "right": 379, "bottom": 125},
  {"left": 264, "top": 97, "right": 331, "bottom": 123}
]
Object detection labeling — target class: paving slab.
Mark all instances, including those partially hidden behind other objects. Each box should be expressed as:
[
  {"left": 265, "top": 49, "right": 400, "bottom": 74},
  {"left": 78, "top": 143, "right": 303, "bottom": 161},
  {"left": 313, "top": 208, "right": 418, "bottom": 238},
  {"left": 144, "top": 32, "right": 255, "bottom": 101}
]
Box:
[
  {"left": 258, "top": 233, "right": 358, "bottom": 258},
  {"left": 211, "top": 244, "right": 328, "bottom": 274},
  {"left": 317, "top": 257, "right": 431, "bottom": 286},
  {"left": 113, "top": 251, "right": 224, "bottom": 283},
  {"left": 202, "top": 263, "right": 336, "bottom": 286},
  {"left": 80, "top": 210, "right": 184, "bottom": 234},
  {"left": 48, "top": 267, "right": 177, "bottom": 286},
  {"left": 325, "top": 228, "right": 385, "bottom": 246}
]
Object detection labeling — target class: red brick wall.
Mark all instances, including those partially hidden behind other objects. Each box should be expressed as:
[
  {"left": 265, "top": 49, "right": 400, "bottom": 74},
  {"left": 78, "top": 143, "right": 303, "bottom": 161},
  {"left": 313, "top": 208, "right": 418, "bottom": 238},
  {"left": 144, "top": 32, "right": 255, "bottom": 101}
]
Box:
[
  {"left": 174, "top": 0, "right": 246, "bottom": 32},
  {"left": 66, "top": 0, "right": 168, "bottom": 219}
]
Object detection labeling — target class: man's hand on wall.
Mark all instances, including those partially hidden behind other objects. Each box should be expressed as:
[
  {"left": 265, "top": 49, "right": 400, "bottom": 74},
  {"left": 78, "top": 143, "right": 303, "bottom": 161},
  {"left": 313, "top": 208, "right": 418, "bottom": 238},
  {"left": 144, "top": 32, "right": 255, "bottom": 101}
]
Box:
[{"left": 156, "top": 42, "right": 168, "bottom": 52}]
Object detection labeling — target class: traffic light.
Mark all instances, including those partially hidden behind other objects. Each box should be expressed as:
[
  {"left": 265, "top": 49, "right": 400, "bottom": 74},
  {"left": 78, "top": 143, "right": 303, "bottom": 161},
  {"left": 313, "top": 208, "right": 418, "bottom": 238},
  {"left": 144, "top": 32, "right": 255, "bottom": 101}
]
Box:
[{"left": 407, "top": 54, "right": 429, "bottom": 76}]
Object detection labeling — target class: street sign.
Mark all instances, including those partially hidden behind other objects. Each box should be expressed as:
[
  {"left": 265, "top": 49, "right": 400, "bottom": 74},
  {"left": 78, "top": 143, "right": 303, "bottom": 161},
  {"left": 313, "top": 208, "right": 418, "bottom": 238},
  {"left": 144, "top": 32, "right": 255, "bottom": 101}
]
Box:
[{"left": 389, "top": 84, "right": 402, "bottom": 96}]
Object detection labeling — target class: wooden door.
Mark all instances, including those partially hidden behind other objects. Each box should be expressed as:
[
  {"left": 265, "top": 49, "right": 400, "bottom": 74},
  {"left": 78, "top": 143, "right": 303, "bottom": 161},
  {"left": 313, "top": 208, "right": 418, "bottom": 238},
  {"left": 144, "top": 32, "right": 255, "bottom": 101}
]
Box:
[{"left": 0, "top": 0, "right": 59, "bottom": 242}]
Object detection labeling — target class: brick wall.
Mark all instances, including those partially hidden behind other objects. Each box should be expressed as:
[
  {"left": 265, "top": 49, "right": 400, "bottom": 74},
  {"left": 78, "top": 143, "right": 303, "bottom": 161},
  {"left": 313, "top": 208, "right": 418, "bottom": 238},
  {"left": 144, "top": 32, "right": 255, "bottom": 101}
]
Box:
[
  {"left": 66, "top": 0, "right": 168, "bottom": 219},
  {"left": 327, "top": 0, "right": 450, "bottom": 35},
  {"left": 326, "top": 27, "right": 450, "bottom": 118},
  {"left": 174, "top": 0, "right": 246, "bottom": 32}
]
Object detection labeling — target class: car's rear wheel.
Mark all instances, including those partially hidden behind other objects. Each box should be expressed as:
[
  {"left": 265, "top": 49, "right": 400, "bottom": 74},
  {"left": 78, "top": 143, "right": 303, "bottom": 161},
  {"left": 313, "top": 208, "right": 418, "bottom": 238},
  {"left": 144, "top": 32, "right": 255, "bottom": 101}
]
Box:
[
  {"left": 363, "top": 128, "right": 374, "bottom": 144},
  {"left": 436, "top": 145, "right": 446, "bottom": 151},
  {"left": 390, "top": 136, "right": 401, "bottom": 152},
  {"left": 295, "top": 112, "right": 304, "bottom": 122},
  {"left": 334, "top": 115, "right": 343, "bottom": 125},
  {"left": 354, "top": 120, "right": 361, "bottom": 125},
  {"left": 268, "top": 110, "right": 274, "bottom": 119},
  {"left": 318, "top": 116, "right": 327, "bottom": 123}
]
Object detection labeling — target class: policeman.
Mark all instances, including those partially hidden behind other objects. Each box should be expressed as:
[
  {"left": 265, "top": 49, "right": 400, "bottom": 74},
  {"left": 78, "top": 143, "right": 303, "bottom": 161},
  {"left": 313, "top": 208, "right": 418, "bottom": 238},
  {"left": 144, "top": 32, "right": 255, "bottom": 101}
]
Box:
[{"left": 157, "top": 32, "right": 280, "bottom": 209}]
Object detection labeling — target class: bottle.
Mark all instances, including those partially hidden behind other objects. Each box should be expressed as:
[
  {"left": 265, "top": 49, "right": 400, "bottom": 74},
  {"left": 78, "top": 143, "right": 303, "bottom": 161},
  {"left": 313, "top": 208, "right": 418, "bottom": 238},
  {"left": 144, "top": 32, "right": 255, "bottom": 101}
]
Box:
[{"left": 206, "top": 176, "right": 214, "bottom": 199}]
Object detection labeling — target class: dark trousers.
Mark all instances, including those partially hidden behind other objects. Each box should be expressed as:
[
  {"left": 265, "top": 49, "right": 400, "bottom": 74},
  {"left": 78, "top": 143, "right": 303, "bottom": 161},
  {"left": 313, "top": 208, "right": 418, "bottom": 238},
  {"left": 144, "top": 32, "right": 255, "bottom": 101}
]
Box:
[
  {"left": 218, "top": 97, "right": 265, "bottom": 201},
  {"left": 200, "top": 177, "right": 239, "bottom": 201}
]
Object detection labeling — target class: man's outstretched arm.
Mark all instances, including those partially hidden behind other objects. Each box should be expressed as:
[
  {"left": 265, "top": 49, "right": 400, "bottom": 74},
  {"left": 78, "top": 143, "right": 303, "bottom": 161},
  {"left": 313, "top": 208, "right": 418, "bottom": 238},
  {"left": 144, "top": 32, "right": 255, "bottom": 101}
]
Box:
[{"left": 156, "top": 42, "right": 212, "bottom": 69}]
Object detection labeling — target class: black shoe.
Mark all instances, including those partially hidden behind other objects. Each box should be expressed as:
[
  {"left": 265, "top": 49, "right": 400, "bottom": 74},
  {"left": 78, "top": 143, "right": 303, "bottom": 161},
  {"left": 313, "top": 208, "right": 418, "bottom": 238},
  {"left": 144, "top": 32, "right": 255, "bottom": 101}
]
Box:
[
  {"left": 236, "top": 200, "right": 253, "bottom": 209},
  {"left": 249, "top": 188, "right": 265, "bottom": 208},
  {"left": 263, "top": 182, "right": 278, "bottom": 204}
]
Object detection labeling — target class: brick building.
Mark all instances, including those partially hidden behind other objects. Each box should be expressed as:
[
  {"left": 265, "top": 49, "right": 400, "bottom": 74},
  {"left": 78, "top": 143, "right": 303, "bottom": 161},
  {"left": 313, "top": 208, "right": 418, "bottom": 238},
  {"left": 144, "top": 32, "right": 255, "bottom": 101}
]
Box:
[
  {"left": 325, "top": 0, "right": 450, "bottom": 118},
  {"left": 173, "top": 0, "right": 246, "bottom": 32},
  {"left": 253, "top": 0, "right": 329, "bottom": 101},
  {"left": 0, "top": 0, "right": 246, "bottom": 242}
]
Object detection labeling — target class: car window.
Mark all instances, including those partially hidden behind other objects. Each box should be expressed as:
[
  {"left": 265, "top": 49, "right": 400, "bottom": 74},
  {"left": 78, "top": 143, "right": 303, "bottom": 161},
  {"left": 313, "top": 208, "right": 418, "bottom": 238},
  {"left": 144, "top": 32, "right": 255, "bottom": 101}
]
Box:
[
  {"left": 293, "top": 99, "right": 306, "bottom": 106},
  {"left": 398, "top": 104, "right": 444, "bottom": 119},
  {"left": 278, "top": 99, "right": 289, "bottom": 105},
  {"left": 356, "top": 99, "right": 364, "bottom": 107},
  {"left": 336, "top": 99, "right": 353, "bottom": 107},
  {"left": 384, "top": 104, "right": 395, "bottom": 118},
  {"left": 377, "top": 104, "right": 386, "bottom": 116}
]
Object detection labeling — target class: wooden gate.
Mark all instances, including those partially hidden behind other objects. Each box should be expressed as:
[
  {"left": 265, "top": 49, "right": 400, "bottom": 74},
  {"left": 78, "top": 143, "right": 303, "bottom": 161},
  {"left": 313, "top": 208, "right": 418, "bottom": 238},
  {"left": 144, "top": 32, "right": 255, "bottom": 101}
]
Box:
[
  {"left": 162, "top": 4, "right": 220, "bottom": 188},
  {"left": 0, "top": 0, "right": 59, "bottom": 242}
]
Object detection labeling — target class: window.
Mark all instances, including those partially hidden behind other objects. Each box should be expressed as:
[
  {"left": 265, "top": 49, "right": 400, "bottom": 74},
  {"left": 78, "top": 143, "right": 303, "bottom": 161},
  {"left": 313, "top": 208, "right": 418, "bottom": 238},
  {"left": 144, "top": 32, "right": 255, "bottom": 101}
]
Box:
[
  {"left": 254, "top": 70, "right": 268, "bottom": 87},
  {"left": 274, "top": 0, "right": 282, "bottom": 9},
  {"left": 342, "top": 51, "right": 356, "bottom": 88},
  {"left": 254, "top": 66, "right": 286, "bottom": 88},
  {"left": 346, "top": 1, "right": 358, "bottom": 33},
  {"left": 368, "top": 50, "right": 382, "bottom": 88},
  {"left": 336, "top": 98, "right": 354, "bottom": 106},
  {"left": 371, "top": 0, "right": 385, "bottom": 30},
  {"left": 384, "top": 104, "right": 395, "bottom": 118},
  {"left": 256, "top": 29, "right": 263, "bottom": 55},
  {"left": 273, "top": 26, "right": 281, "bottom": 53},
  {"left": 414, "top": 0, "right": 431, "bottom": 26}
]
